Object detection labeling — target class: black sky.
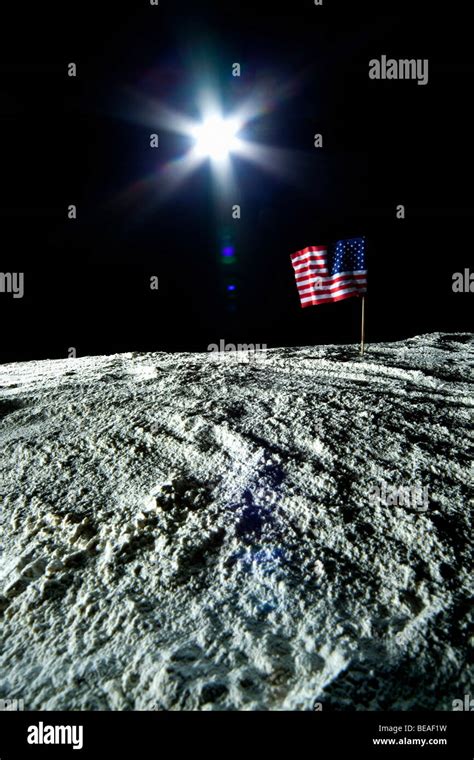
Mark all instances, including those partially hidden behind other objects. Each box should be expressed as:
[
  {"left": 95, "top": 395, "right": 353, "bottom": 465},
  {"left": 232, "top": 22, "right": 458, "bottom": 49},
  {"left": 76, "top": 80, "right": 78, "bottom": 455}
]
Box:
[{"left": 1, "top": 0, "right": 472, "bottom": 362}]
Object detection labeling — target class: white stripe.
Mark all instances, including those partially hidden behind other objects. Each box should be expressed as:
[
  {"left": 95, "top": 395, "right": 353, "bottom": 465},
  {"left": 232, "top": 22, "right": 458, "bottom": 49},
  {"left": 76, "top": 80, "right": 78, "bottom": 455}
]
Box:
[
  {"left": 297, "top": 274, "right": 333, "bottom": 290},
  {"left": 300, "top": 285, "right": 366, "bottom": 303},
  {"left": 292, "top": 258, "right": 327, "bottom": 272},
  {"left": 291, "top": 250, "right": 327, "bottom": 265},
  {"left": 295, "top": 269, "right": 329, "bottom": 281},
  {"left": 292, "top": 258, "right": 327, "bottom": 271},
  {"left": 330, "top": 269, "right": 367, "bottom": 277},
  {"left": 299, "top": 282, "right": 366, "bottom": 297},
  {"left": 297, "top": 275, "right": 367, "bottom": 294}
]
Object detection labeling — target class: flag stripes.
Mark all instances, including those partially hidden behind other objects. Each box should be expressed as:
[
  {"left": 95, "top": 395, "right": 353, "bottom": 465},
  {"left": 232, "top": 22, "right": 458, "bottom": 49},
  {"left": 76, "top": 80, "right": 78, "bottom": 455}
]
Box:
[{"left": 291, "top": 238, "right": 367, "bottom": 308}]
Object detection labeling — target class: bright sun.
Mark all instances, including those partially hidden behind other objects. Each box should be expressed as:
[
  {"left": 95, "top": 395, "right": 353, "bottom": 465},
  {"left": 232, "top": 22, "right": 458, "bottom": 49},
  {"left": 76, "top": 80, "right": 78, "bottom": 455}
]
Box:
[{"left": 191, "top": 116, "right": 242, "bottom": 162}]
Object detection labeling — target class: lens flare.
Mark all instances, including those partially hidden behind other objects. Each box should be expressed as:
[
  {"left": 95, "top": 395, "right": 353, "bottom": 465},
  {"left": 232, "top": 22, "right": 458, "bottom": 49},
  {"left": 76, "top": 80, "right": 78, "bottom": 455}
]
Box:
[
  {"left": 191, "top": 116, "right": 242, "bottom": 162},
  {"left": 108, "top": 65, "right": 308, "bottom": 215}
]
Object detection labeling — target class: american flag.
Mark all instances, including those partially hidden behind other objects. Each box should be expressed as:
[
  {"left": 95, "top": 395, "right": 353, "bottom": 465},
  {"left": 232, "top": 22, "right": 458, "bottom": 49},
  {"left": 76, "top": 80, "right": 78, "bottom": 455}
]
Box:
[{"left": 291, "top": 237, "right": 367, "bottom": 308}]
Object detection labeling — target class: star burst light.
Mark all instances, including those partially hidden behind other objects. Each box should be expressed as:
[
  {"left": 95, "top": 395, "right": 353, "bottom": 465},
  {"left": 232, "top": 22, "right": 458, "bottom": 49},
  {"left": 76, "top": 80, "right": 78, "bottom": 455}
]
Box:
[
  {"left": 190, "top": 115, "right": 243, "bottom": 162},
  {"left": 110, "top": 70, "right": 307, "bottom": 211}
]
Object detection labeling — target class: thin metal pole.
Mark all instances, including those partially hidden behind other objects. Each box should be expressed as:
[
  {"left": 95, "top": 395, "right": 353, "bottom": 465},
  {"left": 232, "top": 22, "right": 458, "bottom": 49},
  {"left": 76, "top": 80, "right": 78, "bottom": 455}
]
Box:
[{"left": 360, "top": 296, "right": 365, "bottom": 356}]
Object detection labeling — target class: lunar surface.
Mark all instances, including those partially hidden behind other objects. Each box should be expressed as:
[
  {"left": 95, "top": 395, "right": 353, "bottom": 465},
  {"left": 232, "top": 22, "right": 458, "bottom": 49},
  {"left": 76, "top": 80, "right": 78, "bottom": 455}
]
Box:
[{"left": 0, "top": 333, "right": 472, "bottom": 710}]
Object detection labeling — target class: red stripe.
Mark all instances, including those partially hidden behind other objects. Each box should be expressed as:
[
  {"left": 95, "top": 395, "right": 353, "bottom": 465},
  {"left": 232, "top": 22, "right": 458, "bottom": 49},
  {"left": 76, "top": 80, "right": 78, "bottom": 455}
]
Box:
[
  {"left": 300, "top": 289, "right": 365, "bottom": 307},
  {"left": 292, "top": 258, "right": 327, "bottom": 271},
  {"left": 294, "top": 261, "right": 328, "bottom": 273},
  {"left": 293, "top": 259, "right": 327, "bottom": 270},
  {"left": 297, "top": 274, "right": 367, "bottom": 294},
  {"left": 299, "top": 281, "right": 367, "bottom": 300},
  {"left": 297, "top": 271, "right": 366, "bottom": 287},
  {"left": 295, "top": 265, "right": 329, "bottom": 280},
  {"left": 291, "top": 245, "right": 327, "bottom": 260}
]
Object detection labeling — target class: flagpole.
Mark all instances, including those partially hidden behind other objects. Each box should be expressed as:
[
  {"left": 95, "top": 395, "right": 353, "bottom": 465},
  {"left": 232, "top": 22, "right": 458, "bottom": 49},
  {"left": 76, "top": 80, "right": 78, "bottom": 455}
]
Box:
[{"left": 360, "top": 296, "right": 365, "bottom": 356}]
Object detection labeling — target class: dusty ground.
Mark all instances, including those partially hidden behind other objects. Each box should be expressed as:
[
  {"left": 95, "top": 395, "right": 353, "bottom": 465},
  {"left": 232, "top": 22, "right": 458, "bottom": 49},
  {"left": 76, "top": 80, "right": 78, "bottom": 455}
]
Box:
[{"left": 0, "top": 333, "right": 472, "bottom": 710}]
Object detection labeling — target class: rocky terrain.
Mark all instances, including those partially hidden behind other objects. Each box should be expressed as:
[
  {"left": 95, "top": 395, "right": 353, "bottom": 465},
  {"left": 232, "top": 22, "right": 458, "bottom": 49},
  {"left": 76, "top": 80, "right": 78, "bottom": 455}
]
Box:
[{"left": 0, "top": 333, "right": 472, "bottom": 710}]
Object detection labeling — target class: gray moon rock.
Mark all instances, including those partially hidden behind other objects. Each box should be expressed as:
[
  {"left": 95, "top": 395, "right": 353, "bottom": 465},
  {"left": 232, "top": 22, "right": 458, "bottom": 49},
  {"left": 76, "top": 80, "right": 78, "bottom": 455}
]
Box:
[{"left": 0, "top": 332, "right": 472, "bottom": 710}]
